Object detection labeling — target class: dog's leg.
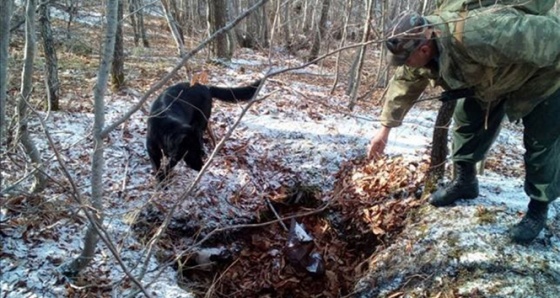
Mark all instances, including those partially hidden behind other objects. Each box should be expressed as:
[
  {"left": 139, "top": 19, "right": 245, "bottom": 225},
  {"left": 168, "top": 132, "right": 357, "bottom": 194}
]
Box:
[{"left": 147, "top": 139, "right": 164, "bottom": 181}]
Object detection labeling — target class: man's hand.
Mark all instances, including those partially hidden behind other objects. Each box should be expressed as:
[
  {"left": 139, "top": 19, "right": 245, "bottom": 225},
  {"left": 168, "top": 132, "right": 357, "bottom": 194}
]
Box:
[{"left": 368, "top": 126, "right": 392, "bottom": 159}]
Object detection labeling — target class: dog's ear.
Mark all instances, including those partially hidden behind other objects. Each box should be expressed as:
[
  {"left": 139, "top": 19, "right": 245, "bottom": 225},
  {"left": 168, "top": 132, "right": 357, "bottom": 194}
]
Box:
[
  {"left": 190, "top": 73, "right": 199, "bottom": 86},
  {"left": 190, "top": 71, "right": 209, "bottom": 86},
  {"left": 199, "top": 71, "right": 208, "bottom": 85}
]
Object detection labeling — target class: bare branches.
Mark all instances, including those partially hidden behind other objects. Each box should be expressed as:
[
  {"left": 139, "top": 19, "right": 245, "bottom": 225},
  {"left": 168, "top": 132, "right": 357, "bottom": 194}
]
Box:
[
  {"left": 16, "top": 0, "right": 46, "bottom": 193},
  {"left": 100, "top": 0, "right": 271, "bottom": 138}
]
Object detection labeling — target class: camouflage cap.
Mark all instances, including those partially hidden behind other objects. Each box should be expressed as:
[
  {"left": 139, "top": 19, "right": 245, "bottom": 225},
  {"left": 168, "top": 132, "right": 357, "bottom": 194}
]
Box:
[{"left": 385, "top": 11, "right": 429, "bottom": 66}]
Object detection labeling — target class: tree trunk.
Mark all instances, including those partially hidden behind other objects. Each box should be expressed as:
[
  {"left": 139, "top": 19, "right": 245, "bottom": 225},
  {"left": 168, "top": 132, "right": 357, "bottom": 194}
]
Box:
[
  {"left": 207, "top": 0, "right": 232, "bottom": 61},
  {"left": 301, "top": 0, "right": 313, "bottom": 34},
  {"left": 0, "top": 0, "right": 12, "bottom": 156},
  {"left": 307, "top": 0, "right": 330, "bottom": 62},
  {"left": 65, "top": 0, "right": 79, "bottom": 40},
  {"left": 16, "top": 0, "right": 46, "bottom": 193},
  {"left": 258, "top": 2, "right": 269, "bottom": 48},
  {"left": 243, "top": 0, "right": 269, "bottom": 49},
  {"left": 282, "top": 0, "right": 291, "bottom": 48},
  {"left": 64, "top": 0, "right": 118, "bottom": 276},
  {"left": 137, "top": 0, "right": 149, "bottom": 47},
  {"left": 128, "top": 0, "right": 140, "bottom": 46},
  {"left": 330, "top": 0, "right": 353, "bottom": 94},
  {"left": 111, "top": 0, "right": 125, "bottom": 91},
  {"left": 347, "top": 0, "right": 374, "bottom": 110},
  {"left": 423, "top": 100, "right": 457, "bottom": 196},
  {"left": 162, "top": 0, "right": 186, "bottom": 56},
  {"left": 375, "top": 0, "right": 389, "bottom": 88},
  {"left": 39, "top": 1, "right": 60, "bottom": 111}
]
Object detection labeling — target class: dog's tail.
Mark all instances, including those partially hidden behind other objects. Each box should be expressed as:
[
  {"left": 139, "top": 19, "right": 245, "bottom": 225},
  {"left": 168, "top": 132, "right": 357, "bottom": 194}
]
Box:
[{"left": 208, "top": 79, "right": 261, "bottom": 103}]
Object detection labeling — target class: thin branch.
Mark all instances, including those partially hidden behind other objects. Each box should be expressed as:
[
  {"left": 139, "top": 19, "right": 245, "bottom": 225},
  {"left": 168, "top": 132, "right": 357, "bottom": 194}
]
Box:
[
  {"left": 26, "top": 102, "right": 153, "bottom": 298},
  {"left": 100, "top": 0, "right": 271, "bottom": 137}
]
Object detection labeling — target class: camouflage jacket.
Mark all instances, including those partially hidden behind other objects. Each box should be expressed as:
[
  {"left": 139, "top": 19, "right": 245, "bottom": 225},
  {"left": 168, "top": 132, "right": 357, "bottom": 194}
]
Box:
[{"left": 380, "top": 7, "right": 560, "bottom": 127}]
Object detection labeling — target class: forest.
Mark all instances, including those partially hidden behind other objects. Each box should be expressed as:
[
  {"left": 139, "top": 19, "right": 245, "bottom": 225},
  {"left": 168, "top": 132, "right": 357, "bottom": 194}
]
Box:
[{"left": 1, "top": 0, "right": 560, "bottom": 297}]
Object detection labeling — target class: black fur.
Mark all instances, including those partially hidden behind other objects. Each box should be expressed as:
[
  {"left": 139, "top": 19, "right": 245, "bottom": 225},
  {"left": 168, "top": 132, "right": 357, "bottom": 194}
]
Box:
[{"left": 146, "top": 80, "right": 261, "bottom": 182}]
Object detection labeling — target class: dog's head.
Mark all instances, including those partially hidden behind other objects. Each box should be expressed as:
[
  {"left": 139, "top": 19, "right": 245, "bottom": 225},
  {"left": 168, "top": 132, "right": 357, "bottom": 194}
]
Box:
[
  {"left": 183, "top": 127, "right": 205, "bottom": 171},
  {"left": 161, "top": 123, "right": 190, "bottom": 153}
]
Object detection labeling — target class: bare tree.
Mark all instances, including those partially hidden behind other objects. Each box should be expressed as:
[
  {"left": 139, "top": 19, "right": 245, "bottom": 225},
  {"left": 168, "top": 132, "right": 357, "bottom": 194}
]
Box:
[
  {"left": 62, "top": 0, "right": 80, "bottom": 40},
  {"left": 374, "top": 0, "right": 390, "bottom": 88},
  {"left": 64, "top": 0, "right": 119, "bottom": 275},
  {"left": 111, "top": 0, "right": 125, "bottom": 91},
  {"left": 128, "top": 0, "right": 149, "bottom": 47},
  {"left": 16, "top": 0, "right": 46, "bottom": 193},
  {"left": 0, "top": 1, "right": 12, "bottom": 190},
  {"left": 39, "top": 0, "right": 60, "bottom": 111},
  {"left": 307, "top": 0, "right": 330, "bottom": 62},
  {"left": 247, "top": 0, "right": 269, "bottom": 48},
  {"left": 347, "top": 0, "right": 374, "bottom": 110},
  {"left": 330, "top": 0, "right": 353, "bottom": 93},
  {"left": 161, "top": 0, "right": 186, "bottom": 56},
  {"left": 423, "top": 101, "right": 456, "bottom": 196},
  {"left": 282, "top": 0, "right": 292, "bottom": 48},
  {"left": 128, "top": 0, "right": 140, "bottom": 46},
  {"left": 207, "top": 0, "right": 233, "bottom": 60},
  {"left": 301, "top": 0, "right": 315, "bottom": 34}
]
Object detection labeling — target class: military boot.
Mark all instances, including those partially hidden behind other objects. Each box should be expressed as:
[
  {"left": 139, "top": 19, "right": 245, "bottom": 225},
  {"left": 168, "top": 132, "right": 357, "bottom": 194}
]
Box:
[
  {"left": 429, "top": 161, "right": 479, "bottom": 207},
  {"left": 509, "top": 200, "right": 549, "bottom": 244}
]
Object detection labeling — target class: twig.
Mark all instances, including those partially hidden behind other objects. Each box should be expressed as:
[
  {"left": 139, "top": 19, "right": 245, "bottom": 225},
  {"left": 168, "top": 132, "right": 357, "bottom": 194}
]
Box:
[
  {"left": 137, "top": 91, "right": 272, "bottom": 278},
  {"left": 204, "top": 258, "right": 240, "bottom": 298},
  {"left": 26, "top": 104, "right": 153, "bottom": 298},
  {"left": 120, "top": 150, "right": 130, "bottom": 196},
  {"left": 191, "top": 199, "right": 334, "bottom": 249},
  {"left": 265, "top": 198, "right": 288, "bottom": 232},
  {"left": 100, "top": 0, "right": 271, "bottom": 138}
]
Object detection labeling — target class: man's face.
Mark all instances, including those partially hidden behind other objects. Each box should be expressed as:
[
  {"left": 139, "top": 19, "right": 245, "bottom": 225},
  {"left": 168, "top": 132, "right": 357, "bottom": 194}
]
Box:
[{"left": 405, "top": 43, "right": 432, "bottom": 68}]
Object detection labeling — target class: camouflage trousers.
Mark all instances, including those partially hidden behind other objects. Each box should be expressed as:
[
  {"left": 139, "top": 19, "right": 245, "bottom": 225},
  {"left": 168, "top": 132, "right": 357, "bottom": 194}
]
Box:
[{"left": 451, "top": 88, "right": 560, "bottom": 203}]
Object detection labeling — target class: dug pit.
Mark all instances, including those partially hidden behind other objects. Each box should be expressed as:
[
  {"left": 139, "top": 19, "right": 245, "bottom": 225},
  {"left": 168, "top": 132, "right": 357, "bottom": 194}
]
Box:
[{"left": 132, "top": 157, "right": 428, "bottom": 297}]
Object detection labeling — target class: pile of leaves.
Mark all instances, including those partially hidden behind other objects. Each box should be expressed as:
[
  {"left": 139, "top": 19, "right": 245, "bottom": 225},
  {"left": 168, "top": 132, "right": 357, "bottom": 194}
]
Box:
[
  {"left": 132, "top": 156, "right": 429, "bottom": 297},
  {"left": 330, "top": 156, "right": 429, "bottom": 253}
]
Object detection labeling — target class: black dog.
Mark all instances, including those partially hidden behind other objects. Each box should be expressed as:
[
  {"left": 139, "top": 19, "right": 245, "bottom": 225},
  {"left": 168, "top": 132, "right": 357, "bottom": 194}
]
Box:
[{"left": 146, "top": 80, "right": 260, "bottom": 182}]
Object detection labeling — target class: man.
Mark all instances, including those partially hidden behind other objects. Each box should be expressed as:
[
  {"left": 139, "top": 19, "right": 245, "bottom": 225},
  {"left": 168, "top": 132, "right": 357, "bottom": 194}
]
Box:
[{"left": 368, "top": 8, "right": 560, "bottom": 243}]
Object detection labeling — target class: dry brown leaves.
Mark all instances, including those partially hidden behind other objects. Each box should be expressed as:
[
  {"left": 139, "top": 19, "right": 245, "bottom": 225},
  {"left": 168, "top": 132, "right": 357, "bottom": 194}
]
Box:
[
  {"left": 158, "top": 156, "right": 429, "bottom": 297},
  {"left": 332, "top": 156, "right": 429, "bottom": 246},
  {"left": 1, "top": 195, "right": 83, "bottom": 242}
]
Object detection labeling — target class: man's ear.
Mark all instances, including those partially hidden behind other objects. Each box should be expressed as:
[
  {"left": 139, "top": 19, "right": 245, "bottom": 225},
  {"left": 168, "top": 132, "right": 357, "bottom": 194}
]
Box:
[
  {"left": 419, "top": 42, "right": 435, "bottom": 59},
  {"left": 418, "top": 44, "right": 431, "bottom": 56}
]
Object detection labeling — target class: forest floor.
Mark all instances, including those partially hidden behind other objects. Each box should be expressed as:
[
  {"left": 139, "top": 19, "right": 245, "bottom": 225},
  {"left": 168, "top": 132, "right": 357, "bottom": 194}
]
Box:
[{"left": 1, "top": 6, "right": 559, "bottom": 298}]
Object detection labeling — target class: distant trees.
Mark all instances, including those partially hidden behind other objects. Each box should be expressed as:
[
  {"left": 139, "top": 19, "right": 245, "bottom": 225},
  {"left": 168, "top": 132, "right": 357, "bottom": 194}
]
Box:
[
  {"left": 207, "top": 0, "right": 233, "bottom": 60},
  {"left": 347, "top": 0, "right": 374, "bottom": 110},
  {"left": 307, "top": 0, "right": 331, "bottom": 62},
  {"left": 128, "top": 0, "right": 149, "bottom": 47},
  {"left": 38, "top": 0, "right": 60, "bottom": 111},
  {"left": 0, "top": 0, "right": 462, "bottom": 204},
  {"left": 5, "top": 0, "right": 538, "bottom": 282},
  {"left": 162, "top": 0, "right": 187, "bottom": 56}
]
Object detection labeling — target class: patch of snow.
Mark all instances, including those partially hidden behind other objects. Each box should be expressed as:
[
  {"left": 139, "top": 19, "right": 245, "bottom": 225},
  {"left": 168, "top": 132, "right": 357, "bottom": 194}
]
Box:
[{"left": 2, "top": 50, "right": 559, "bottom": 298}]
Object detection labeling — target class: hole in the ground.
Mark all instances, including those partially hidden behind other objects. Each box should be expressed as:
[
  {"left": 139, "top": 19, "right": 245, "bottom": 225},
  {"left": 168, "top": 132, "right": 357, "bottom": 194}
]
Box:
[{"left": 132, "top": 157, "right": 428, "bottom": 297}]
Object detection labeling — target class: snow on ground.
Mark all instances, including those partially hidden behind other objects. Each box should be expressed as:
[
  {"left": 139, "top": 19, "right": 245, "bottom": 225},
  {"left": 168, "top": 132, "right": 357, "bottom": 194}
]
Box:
[
  {"left": 1, "top": 52, "right": 559, "bottom": 297},
  {"left": 353, "top": 120, "right": 560, "bottom": 296}
]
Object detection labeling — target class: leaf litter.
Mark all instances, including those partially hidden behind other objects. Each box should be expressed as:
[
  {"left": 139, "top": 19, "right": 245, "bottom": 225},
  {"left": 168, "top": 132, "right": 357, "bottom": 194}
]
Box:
[{"left": 2, "top": 20, "right": 559, "bottom": 298}]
